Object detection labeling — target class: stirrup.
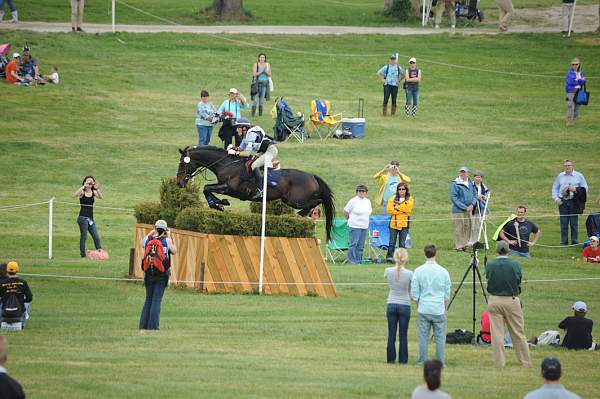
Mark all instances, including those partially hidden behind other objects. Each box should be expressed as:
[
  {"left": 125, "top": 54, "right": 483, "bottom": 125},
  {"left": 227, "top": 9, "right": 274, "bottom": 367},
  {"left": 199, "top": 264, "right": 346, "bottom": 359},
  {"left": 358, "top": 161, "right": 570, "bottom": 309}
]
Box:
[{"left": 250, "top": 188, "right": 263, "bottom": 200}]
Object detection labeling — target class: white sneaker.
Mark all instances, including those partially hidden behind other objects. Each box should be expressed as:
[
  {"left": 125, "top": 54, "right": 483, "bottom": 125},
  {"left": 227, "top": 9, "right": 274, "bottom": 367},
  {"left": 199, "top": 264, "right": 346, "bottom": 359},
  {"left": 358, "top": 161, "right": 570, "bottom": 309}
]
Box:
[
  {"left": 451, "top": 25, "right": 456, "bottom": 29},
  {"left": 435, "top": 24, "right": 440, "bottom": 29}
]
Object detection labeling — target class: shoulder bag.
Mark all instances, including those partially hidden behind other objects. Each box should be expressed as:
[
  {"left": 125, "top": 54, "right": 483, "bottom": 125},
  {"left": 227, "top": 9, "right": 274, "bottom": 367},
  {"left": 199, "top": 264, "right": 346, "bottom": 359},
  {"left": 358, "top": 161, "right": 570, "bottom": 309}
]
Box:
[{"left": 575, "top": 83, "right": 589, "bottom": 105}]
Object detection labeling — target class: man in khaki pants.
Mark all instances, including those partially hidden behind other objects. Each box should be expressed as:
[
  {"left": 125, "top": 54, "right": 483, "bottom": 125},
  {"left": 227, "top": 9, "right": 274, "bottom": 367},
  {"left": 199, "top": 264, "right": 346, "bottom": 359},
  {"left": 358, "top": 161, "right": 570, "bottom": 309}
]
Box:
[
  {"left": 496, "top": 0, "right": 514, "bottom": 32},
  {"left": 485, "top": 241, "right": 531, "bottom": 367},
  {"left": 435, "top": 0, "right": 456, "bottom": 29},
  {"left": 71, "top": 0, "right": 85, "bottom": 32}
]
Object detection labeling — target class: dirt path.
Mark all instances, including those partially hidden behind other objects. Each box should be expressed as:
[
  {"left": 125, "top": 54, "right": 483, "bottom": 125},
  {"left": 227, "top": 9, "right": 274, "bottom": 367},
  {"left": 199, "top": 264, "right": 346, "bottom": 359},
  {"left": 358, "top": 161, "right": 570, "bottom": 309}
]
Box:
[{"left": 0, "top": 5, "right": 597, "bottom": 35}]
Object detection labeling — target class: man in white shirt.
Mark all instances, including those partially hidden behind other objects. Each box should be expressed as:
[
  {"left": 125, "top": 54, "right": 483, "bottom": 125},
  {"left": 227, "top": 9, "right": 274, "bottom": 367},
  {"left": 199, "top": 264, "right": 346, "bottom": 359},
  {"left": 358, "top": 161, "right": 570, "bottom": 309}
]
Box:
[{"left": 343, "top": 185, "right": 372, "bottom": 264}]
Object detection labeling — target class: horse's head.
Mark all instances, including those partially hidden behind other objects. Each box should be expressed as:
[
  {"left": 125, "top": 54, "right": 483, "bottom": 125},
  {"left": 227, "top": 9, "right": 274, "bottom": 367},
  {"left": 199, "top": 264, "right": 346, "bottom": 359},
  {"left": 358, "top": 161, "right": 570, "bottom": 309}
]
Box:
[{"left": 176, "top": 147, "right": 197, "bottom": 188}]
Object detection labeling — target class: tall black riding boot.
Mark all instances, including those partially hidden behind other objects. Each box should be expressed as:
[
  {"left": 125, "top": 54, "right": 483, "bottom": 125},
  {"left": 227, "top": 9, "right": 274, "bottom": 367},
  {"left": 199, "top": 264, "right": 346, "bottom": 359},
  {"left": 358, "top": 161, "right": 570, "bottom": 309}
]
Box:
[
  {"left": 259, "top": 105, "right": 263, "bottom": 116},
  {"left": 250, "top": 168, "right": 264, "bottom": 200},
  {"left": 252, "top": 105, "right": 257, "bottom": 117}
]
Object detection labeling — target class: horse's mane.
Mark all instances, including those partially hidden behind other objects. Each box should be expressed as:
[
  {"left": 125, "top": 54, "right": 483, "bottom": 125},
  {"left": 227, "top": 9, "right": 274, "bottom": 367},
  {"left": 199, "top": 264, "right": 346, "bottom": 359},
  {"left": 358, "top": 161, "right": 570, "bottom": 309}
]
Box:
[{"left": 186, "top": 145, "right": 225, "bottom": 154}]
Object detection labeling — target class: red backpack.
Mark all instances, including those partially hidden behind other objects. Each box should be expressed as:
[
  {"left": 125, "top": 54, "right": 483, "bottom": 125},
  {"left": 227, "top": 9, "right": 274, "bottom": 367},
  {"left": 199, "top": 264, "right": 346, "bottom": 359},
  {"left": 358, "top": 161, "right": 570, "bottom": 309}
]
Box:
[{"left": 141, "top": 238, "right": 169, "bottom": 276}]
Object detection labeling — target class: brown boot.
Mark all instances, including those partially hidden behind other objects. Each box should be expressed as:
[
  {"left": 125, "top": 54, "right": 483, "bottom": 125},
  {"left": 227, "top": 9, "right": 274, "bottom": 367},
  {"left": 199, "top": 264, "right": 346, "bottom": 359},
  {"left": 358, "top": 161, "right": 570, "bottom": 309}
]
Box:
[
  {"left": 382, "top": 104, "right": 387, "bottom": 116},
  {"left": 391, "top": 104, "right": 397, "bottom": 115}
]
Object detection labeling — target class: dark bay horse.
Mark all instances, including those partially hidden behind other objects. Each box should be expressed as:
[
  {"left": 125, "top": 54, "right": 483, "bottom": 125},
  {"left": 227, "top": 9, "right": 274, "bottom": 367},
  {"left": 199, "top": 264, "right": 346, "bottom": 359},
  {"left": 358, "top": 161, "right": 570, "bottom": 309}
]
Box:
[{"left": 176, "top": 146, "right": 335, "bottom": 241}]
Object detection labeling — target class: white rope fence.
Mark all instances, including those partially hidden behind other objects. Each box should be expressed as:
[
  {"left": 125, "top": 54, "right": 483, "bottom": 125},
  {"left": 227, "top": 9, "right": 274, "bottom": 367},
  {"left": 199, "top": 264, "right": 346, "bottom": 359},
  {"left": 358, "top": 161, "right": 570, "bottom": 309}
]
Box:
[
  {"left": 1, "top": 197, "right": 598, "bottom": 259},
  {"left": 19, "top": 272, "right": 600, "bottom": 286}
]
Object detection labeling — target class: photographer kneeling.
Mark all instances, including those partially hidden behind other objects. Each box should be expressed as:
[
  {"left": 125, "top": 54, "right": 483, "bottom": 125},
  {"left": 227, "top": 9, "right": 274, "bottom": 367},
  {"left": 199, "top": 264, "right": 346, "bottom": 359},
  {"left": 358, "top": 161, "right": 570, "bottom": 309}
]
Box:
[{"left": 139, "top": 220, "right": 177, "bottom": 331}]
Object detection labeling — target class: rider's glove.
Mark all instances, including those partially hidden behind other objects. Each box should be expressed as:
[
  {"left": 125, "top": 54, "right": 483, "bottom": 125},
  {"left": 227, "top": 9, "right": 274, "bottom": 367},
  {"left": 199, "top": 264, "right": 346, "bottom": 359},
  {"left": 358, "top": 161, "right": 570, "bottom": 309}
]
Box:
[{"left": 227, "top": 149, "right": 237, "bottom": 155}]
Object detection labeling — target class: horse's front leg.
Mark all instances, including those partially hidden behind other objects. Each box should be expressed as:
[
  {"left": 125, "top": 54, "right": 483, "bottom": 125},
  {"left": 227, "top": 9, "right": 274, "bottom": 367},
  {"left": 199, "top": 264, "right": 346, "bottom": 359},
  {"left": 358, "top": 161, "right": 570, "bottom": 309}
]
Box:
[{"left": 203, "top": 183, "right": 230, "bottom": 211}]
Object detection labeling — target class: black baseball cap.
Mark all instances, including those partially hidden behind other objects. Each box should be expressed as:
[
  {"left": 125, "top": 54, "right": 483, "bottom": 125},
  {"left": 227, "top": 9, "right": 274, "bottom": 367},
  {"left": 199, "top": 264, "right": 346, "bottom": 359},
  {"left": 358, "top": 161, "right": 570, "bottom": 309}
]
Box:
[
  {"left": 356, "top": 184, "right": 368, "bottom": 192},
  {"left": 541, "top": 357, "right": 561, "bottom": 381}
]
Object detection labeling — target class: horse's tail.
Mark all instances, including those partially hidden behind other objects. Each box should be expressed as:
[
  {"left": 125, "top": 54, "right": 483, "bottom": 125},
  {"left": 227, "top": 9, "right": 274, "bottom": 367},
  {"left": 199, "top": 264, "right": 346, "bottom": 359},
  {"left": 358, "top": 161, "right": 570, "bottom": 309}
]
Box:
[{"left": 313, "top": 174, "right": 335, "bottom": 243}]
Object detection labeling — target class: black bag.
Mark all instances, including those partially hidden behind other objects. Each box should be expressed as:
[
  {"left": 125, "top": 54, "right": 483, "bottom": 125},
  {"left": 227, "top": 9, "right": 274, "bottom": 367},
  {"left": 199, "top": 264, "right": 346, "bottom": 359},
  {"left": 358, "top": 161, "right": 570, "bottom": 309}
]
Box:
[
  {"left": 446, "top": 329, "right": 474, "bottom": 344},
  {"left": 2, "top": 293, "right": 23, "bottom": 321},
  {"left": 250, "top": 78, "right": 259, "bottom": 96}
]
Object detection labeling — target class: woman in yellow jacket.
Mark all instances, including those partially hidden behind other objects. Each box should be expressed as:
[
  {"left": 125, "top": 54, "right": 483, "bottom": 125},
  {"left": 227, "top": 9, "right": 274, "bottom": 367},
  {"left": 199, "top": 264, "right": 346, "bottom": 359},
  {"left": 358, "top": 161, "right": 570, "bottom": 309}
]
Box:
[{"left": 385, "top": 183, "right": 414, "bottom": 262}]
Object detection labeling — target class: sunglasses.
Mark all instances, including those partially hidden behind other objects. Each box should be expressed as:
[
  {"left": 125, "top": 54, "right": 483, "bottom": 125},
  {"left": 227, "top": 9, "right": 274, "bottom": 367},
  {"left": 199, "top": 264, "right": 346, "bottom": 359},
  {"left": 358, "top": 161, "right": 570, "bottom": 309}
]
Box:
[
  {"left": 572, "top": 63, "right": 579, "bottom": 66},
  {"left": 398, "top": 187, "right": 407, "bottom": 191}
]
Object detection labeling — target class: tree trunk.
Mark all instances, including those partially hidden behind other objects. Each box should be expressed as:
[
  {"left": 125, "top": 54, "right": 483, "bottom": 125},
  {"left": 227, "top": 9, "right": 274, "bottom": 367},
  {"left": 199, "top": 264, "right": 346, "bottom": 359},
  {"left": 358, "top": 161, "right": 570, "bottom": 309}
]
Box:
[
  {"left": 207, "top": 0, "right": 249, "bottom": 20},
  {"left": 383, "top": 0, "right": 394, "bottom": 12}
]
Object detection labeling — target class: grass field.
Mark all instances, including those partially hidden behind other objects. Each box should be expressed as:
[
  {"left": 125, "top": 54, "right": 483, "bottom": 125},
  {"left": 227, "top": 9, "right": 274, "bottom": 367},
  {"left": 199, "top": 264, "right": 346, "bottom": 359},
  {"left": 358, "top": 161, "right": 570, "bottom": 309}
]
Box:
[
  {"left": 1, "top": 30, "right": 600, "bottom": 398},
  {"left": 17, "top": 0, "right": 600, "bottom": 26}
]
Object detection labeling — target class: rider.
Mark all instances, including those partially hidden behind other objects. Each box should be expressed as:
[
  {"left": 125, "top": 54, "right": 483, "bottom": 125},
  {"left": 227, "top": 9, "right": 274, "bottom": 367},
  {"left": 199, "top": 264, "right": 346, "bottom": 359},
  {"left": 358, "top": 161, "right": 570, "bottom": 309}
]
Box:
[{"left": 228, "top": 121, "right": 278, "bottom": 200}]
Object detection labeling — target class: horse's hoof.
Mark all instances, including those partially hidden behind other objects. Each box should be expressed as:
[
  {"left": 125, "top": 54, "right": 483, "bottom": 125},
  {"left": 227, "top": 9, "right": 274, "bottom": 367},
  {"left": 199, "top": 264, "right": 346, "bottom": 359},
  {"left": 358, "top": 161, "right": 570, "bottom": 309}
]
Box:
[
  {"left": 221, "top": 199, "right": 231, "bottom": 206},
  {"left": 217, "top": 204, "right": 225, "bottom": 211}
]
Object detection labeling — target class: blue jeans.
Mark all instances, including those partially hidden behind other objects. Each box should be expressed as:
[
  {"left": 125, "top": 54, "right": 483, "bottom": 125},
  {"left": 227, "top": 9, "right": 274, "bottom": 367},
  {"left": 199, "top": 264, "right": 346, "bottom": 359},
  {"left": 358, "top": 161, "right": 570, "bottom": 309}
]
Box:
[
  {"left": 139, "top": 276, "right": 167, "bottom": 330},
  {"left": 0, "top": 0, "right": 16, "bottom": 12},
  {"left": 387, "top": 303, "right": 411, "bottom": 363},
  {"left": 559, "top": 200, "right": 579, "bottom": 244},
  {"left": 509, "top": 249, "right": 530, "bottom": 258},
  {"left": 252, "top": 80, "right": 268, "bottom": 106},
  {"left": 417, "top": 313, "right": 447, "bottom": 365},
  {"left": 196, "top": 124, "right": 213, "bottom": 146},
  {"left": 77, "top": 216, "right": 102, "bottom": 257},
  {"left": 383, "top": 84, "right": 399, "bottom": 106},
  {"left": 347, "top": 227, "right": 367, "bottom": 264},
  {"left": 405, "top": 87, "right": 420, "bottom": 105},
  {"left": 386, "top": 227, "right": 409, "bottom": 260}
]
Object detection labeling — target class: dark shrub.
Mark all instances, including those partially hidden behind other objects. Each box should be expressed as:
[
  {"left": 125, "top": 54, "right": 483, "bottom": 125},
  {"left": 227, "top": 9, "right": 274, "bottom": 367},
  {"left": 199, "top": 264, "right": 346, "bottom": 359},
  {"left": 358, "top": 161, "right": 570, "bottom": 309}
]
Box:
[
  {"left": 249, "top": 199, "right": 295, "bottom": 215},
  {"left": 134, "top": 201, "right": 161, "bottom": 224},
  {"left": 159, "top": 177, "right": 202, "bottom": 226},
  {"left": 383, "top": 0, "right": 415, "bottom": 21}
]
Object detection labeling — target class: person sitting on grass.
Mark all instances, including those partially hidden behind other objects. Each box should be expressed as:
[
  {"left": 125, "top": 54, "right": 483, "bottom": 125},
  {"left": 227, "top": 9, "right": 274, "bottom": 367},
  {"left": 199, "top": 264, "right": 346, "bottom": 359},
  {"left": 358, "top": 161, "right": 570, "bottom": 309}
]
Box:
[
  {"left": 46, "top": 65, "right": 59, "bottom": 84},
  {"left": 4, "top": 53, "right": 24, "bottom": 85},
  {"left": 0, "top": 262, "right": 32, "bottom": 327},
  {"left": 523, "top": 357, "right": 581, "bottom": 399},
  {"left": 0, "top": 335, "right": 26, "bottom": 399},
  {"left": 581, "top": 235, "right": 600, "bottom": 263},
  {"left": 411, "top": 359, "right": 452, "bottom": 399},
  {"left": 558, "top": 301, "right": 593, "bottom": 350}
]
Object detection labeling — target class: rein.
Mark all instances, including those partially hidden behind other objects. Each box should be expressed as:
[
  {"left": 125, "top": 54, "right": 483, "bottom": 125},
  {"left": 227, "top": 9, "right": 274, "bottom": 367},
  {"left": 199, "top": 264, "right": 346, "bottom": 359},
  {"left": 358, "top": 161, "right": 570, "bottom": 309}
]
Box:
[{"left": 184, "top": 148, "right": 244, "bottom": 182}]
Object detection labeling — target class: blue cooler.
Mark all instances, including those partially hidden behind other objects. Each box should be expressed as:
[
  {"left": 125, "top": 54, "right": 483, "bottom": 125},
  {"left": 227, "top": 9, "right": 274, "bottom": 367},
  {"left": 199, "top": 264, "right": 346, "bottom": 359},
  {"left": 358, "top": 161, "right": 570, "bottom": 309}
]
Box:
[{"left": 341, "top": 117, "right": 366, "bottom": 138}]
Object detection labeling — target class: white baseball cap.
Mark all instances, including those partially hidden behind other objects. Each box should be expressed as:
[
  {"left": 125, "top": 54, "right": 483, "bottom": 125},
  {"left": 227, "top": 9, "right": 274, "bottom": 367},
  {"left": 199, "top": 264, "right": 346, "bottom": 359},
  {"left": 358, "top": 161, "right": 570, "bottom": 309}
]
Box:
[
  {"left": 155, "top": 219, "right": 168, "bottom": 229},
  {"left": 409, "top": 57, "right": 417, "bottom": 63},
  {"left": 228, "top": 88, "right": 238, "bottom": 94},
  {"left": 13, "top": 52, "right": 20, "bottom": 58},
  {"left": 572, "top": 301, "right": 587, "bottom": 312}
]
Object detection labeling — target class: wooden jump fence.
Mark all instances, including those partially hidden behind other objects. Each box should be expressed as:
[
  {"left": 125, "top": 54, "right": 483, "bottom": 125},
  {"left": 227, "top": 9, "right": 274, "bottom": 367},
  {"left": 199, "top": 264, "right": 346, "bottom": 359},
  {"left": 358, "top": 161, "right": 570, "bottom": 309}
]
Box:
[{"left": 130, "top": 224, "right": 336, "bottom": 297}]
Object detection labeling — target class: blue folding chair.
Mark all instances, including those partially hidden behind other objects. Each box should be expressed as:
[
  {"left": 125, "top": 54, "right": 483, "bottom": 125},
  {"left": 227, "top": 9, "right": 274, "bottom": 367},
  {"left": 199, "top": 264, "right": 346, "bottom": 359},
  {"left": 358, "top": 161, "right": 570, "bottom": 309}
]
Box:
[{"left": 368, "top": 215, "right": 390, "bottom": 261}]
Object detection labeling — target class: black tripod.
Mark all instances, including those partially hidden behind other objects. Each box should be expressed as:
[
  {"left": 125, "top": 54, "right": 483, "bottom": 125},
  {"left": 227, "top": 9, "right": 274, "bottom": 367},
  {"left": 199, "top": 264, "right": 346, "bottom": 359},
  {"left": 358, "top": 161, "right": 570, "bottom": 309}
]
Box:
[{"left": 447, "top": 241, "right": 488, "bottom": 335}]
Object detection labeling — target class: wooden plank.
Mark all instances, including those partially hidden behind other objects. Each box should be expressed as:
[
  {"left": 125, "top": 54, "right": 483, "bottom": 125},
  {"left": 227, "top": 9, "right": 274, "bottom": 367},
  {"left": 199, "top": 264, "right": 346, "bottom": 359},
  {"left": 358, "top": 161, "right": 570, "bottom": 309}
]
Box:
[
  {"left": 206, "top": 235, "right": 227, "bottom": 293},
  {"left": 294, "top": 239, "right": 326, "bottom": 297},
  {"left": 305, "top": 238, "right": 337, "bottom": 297},
  {"left": 269, "top": 238, "right": 301, "bottom": 296},
  {"left": 231, "top": 235, "right": 254, "bottom": 292},
  {"left": 235, "top": 235, "right": 259, "bottom": 293},
  {"left": 263, "top": 237, "right": 290, "bottom": 295},
  {"left": 279, "top": 238, "right": 309, "bottom": 296}
]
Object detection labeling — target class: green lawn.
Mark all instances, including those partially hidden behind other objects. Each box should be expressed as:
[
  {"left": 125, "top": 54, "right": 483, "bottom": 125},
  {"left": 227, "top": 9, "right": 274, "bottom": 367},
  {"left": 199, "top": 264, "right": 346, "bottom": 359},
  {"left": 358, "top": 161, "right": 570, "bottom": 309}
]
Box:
[
  {"left": 16, "top": 0, "right": 600, "bottom": 26},
  {"left": 1, "top": 31, "right": 599, "bottom": 398}
]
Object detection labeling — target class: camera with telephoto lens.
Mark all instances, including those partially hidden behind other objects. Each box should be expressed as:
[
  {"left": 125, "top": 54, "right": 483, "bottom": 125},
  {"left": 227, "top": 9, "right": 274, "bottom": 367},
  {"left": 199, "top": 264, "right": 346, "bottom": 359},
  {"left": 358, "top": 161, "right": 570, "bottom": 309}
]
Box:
[{"left": 156, "top": 228, "right": 166, "bottom": 236}]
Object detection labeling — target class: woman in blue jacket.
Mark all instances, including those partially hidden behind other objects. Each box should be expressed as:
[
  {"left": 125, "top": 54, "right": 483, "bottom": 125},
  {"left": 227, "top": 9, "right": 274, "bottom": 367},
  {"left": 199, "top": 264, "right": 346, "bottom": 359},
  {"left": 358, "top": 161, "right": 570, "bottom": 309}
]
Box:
[{"left": 565, "top": 57, "right": 586, "bottom": 126}]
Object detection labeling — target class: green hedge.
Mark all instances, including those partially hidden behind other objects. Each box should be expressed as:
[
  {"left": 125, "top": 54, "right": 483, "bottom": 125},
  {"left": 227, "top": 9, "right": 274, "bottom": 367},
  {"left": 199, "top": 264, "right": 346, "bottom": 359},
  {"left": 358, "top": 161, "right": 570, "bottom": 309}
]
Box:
[
  {"left": 383, "top": 0, "right": 415, "bottom": 21},
  {"left": 176, "top": 207, "right": 315, "bottom": 238},
  {"left": 249, "top": 199, "right": 295, "bottom": 215},
  {"left": 134, "top": 179, "right": 315, "bottom": 238}
]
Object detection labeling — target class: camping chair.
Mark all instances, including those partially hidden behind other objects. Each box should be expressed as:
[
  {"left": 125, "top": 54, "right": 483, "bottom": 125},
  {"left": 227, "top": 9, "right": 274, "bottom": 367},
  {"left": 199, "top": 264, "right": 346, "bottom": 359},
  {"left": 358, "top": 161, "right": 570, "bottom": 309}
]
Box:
[
  {"left": 368, "top": 215, "right": 390, "bottom": 261},
  {"left": 326, "top": 218, "right": 349, "bottom": 263},
  {"left": 272, "top": 97, "right": 307, "bottom": 143},
  {"left": 309, "top": 99, "right": 342, "bottom": 140}
]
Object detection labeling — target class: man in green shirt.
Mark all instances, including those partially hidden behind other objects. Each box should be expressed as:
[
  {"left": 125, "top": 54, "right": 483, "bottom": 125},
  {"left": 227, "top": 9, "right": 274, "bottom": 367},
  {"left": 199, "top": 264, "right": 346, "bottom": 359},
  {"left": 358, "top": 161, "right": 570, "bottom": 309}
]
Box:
[{"left": 485, "top": 241, "right": 531, "bottom": 367}]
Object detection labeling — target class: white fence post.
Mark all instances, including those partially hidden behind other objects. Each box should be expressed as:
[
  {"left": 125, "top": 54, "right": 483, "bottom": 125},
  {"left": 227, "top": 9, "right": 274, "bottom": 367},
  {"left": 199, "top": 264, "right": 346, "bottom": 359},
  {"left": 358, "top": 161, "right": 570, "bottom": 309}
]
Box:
[
  {"left": 112, "top": 0, "right": 116, "bottom": 33},
  {"left": 48, "top": 197, "right": 55, "bottom": 259},
  {"left": 258, "top": 163, "right": 268, "bottom": 294}
]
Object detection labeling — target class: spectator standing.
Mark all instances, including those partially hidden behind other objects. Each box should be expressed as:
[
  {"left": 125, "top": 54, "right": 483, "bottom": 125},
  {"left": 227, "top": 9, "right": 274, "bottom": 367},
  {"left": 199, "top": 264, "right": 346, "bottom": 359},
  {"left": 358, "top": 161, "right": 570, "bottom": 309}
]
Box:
[
  {"left": 581, "top": 235, "right": 600, "bottom": 263},
  {"left": 552, "top": 159, "right": 588, "bottom": 245},
  {"left": 377, "top": 54, "right": 404, "bottom": 116},
  {"left": 523, "top": 357, "right": 581, "bottom": 399},
  {"left": 564, "top": 58, "right": 586, "bottom": 126},
  {"left": 251, "top": 53, "right": 271, "bottom": 117},
  {"left": 139, "top": 220, "right": 177, "bottom": 330},
  {"left": 562, "top": 0, "right": 575, "bottom": 34},
  {"left": 470, "top": 171, "right": 489, "bottom": 245},
  {"left": 373, "top": 161, "right": 411, "bottom": 209},
  {"left": 499, "top": 206, "right": 541, "bottom": 258},
  {"left": 195, "top": 90, "right": 218, "bottom": 146},
  {"left": 496, "top": 0, "right": 514, "bottom": 32},
  {"left": 217, "top": 88, "right": 248, "bottom": 149},
  {"left": 558, "top": 301, "right": 593, "bottom": 350},
  {"left": 411, "top": 244, "right": 451, "bottom": 366},
  {"left": 411, "top": 359, "right": 452, "bottom": 399},
  {"left": 0, "top": 0, "right": 18, "bottom": 23},
  {"left": 450, "top": 166, "right": 477, "bottom": 251},
  {"left": 485, "top": 241, "right": 531, "bottom": 367},
  {"left": 343, "top": 185, "right": 372, "bottom": 264},
  {"left": 0, "top": 336, "right": 26, "bottom": 399},
  {"left": 434, "top": 0, "right": 456, "bottom": 29},
  {"left": 74, "top": 175, "right": 103, "bottom": 258},
  {"left": 385, "top": 183, "right": 414, "bottom": 262},
  {"left": 404, "top": 57, "right": 421, "bottom": 117},
  {"left": 0, "top": 262, "right": 32, "bottom": 327},
  {"left": 384, "top": 248, "right": 413, "bottom": 364},
  {"left": 71, "top": 0, "right": 85, "bottom": 32}
]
